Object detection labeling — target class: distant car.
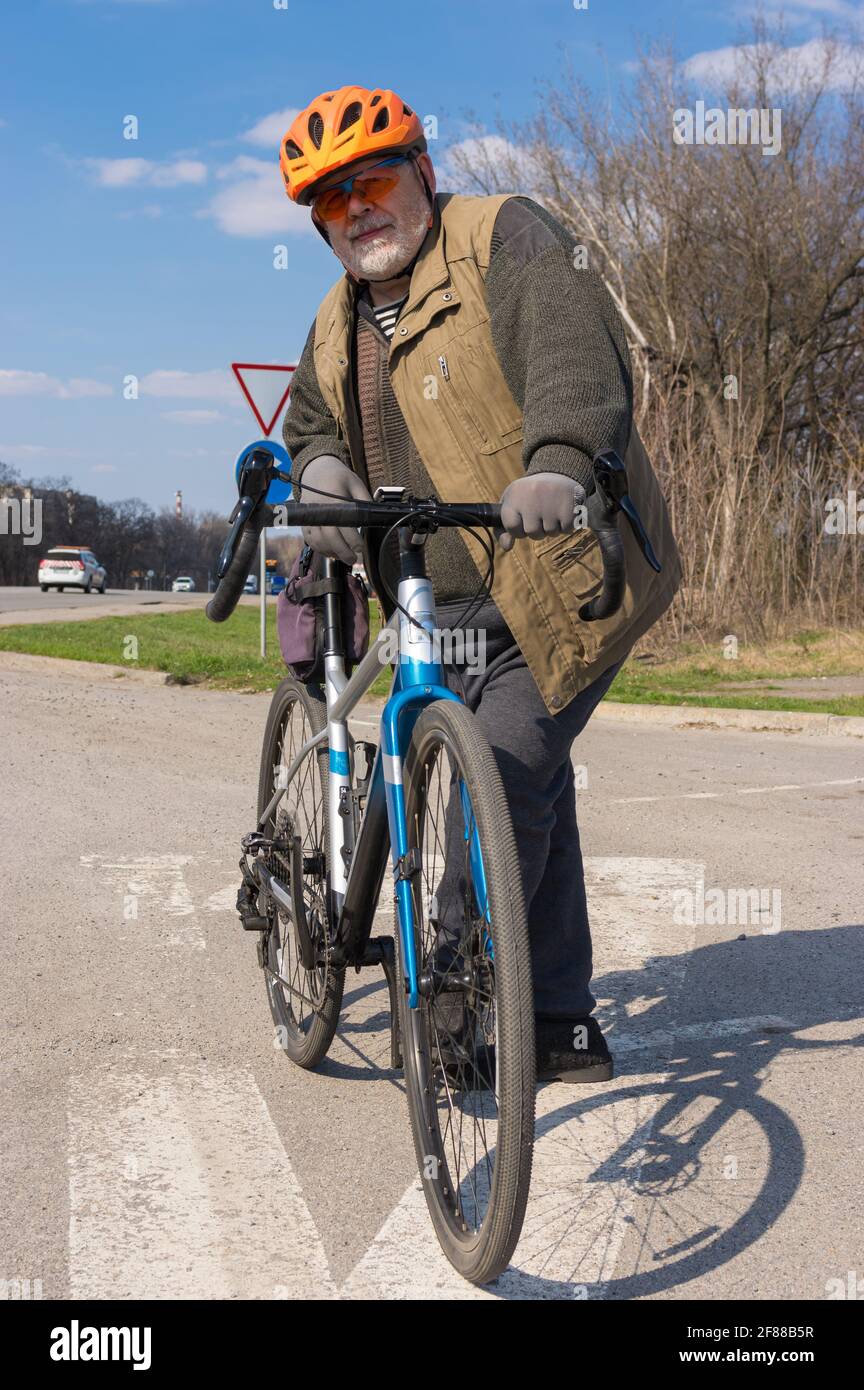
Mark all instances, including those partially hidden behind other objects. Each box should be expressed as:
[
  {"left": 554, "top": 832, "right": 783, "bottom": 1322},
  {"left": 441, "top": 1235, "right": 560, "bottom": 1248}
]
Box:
[
  {"left": 39, "top": 546, "right": 107, "bottom": 593},
  {"left": 171, "top": 576, "right": 196, "bottom": 592},
  {"left": 266, "top": 573, "right": 286, "bottom": 596},
  {"left": 243, "top": 574, "right": 258, "bottom": 595}
]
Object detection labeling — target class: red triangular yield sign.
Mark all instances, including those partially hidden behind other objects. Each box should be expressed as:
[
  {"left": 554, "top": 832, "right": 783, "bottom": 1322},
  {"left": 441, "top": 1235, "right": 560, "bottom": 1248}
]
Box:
[{"left": 231, "top": 362, "right": 296, "bottom": 437}]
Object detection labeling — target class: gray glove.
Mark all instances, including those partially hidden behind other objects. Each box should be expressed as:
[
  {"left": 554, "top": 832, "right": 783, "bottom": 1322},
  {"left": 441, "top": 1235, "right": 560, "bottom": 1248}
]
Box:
[
  {"left": 298, "top": 454, "right": 372, "bottom": 566},
  {"left": 496, "top": 472, "right": 587, "bottom": 552}
]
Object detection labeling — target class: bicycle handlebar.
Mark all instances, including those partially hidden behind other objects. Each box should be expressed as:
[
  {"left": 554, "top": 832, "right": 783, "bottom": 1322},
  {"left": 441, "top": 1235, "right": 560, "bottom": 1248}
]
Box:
[
  {"left": 205, "top": 451, "right": 661, "bottom": 626},
  {"left": 275, "top": 498, "right": 626, "bottom": 621},
  {"left": 205, "top": 502, "right": 270, "bottom": 623}
]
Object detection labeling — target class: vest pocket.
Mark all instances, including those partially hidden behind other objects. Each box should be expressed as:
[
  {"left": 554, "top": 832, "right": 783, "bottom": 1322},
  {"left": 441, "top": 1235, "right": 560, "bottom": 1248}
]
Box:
[
  {"left": 534, "top": 529, "right": 602, "bottom": 590},
  {"left": 423, "top": 341, "right": 523, "bottom": 455}
]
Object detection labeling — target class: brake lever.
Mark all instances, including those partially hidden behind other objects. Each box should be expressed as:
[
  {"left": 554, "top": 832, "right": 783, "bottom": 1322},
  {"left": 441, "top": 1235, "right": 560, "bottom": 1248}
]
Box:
[
  {"left": 217, "top": 496, "right": 256, "bottom": 578},
  {"left": 592, "top": 450, "right": 661, "bottom": 574},
  {"left": 216, "top": 447, "right": 279, "bottom": 579}
]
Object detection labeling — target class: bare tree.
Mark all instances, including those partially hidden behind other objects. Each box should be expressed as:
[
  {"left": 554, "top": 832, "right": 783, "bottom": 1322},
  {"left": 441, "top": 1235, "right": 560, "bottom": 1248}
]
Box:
[{"left": 447, "top": 21, "right": 864, "bottom": 636}]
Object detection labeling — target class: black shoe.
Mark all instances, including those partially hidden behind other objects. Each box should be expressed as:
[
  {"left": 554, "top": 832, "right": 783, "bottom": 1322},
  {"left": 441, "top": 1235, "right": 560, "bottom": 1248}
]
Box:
[
  {"left": 437, "top": 1016, "right": 614, "bottom": 1090},
  {"left": 535, "top": 1014, "right": 614, "bottom": 1084}
]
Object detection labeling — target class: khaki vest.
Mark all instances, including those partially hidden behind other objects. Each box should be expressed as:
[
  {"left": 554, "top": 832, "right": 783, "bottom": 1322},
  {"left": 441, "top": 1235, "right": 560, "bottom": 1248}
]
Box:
[{"left": 312, "top": 192, "right": 681, "bottom": 714}]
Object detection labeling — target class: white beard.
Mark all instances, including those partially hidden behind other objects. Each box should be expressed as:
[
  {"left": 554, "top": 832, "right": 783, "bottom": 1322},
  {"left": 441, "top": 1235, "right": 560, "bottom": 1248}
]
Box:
[{"left": 343, "top": 201, "right": 430, "bottom": 280}]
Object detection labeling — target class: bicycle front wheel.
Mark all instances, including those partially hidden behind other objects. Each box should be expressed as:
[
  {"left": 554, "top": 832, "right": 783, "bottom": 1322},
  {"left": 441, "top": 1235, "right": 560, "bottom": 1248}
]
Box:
[{"left": 399, "top": 700, "right": 535, "bottom": 1285}]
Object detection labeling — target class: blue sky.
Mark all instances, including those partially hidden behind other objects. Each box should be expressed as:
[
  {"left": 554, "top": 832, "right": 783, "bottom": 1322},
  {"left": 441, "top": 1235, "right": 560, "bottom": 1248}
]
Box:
[{"left": 1, "top": 0, "right": 860, "bottom": 516}]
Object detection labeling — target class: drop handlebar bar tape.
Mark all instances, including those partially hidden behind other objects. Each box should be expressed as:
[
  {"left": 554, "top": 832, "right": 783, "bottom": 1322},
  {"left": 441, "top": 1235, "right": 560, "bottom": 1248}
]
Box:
[
  {"left": 578, "top": 488, "right": 626, "bottom": 622},
  {"left": 206, "top": 505, "right": 269, "bottom": 623}
]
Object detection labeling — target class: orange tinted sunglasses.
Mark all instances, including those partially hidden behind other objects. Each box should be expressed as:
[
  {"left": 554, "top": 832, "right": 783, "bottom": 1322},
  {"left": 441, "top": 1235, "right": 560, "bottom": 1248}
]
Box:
[{"left": 311, "top": 155, "right": 409, "bottom": 222}]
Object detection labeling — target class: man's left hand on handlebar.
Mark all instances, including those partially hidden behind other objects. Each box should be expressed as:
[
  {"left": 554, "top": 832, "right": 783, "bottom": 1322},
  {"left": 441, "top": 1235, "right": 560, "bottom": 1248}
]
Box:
[
  {"left": 298, "top": 453, "right": 372, "bottom": 565},
  {"left": 496, "top": 473, "right": 587, "bottom": 552}
]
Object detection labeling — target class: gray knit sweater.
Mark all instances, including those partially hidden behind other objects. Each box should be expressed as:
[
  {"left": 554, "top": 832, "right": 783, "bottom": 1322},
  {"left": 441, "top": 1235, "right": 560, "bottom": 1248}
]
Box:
[{"left": 284, "top": 195, "right": 633, "bottom": 602}]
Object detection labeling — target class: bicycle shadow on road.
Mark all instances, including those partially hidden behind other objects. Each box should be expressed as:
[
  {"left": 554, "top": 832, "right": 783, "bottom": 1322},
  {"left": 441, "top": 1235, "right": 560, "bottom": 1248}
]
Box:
[
  {"left": 313, "top": 973, "right": 406, "bottom": 1087},
  {"left": 488, "top": 923, "right": 864, "bottom": 1301}
]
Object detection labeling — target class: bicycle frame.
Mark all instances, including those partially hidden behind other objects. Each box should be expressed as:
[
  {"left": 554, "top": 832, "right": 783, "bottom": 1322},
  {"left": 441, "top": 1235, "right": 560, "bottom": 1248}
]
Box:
[{"left": 261, "top": 536, "right": 482, "bottom": 1009}]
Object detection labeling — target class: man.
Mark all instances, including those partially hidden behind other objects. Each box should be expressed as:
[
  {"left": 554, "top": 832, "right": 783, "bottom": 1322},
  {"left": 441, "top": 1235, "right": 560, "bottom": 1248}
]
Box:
[{"left": 281, "top": 86, "right": 680, "bottom": 1082}]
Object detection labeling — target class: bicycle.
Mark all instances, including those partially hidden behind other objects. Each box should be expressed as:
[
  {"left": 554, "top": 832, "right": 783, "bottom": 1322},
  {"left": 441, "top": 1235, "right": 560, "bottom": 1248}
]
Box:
[{"left": 205, "top": 447, "right": 659, "bottom": 1284}]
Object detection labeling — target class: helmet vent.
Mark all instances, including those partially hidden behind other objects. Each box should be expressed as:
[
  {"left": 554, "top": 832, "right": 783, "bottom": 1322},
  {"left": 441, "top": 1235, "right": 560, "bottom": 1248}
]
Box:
[
  {"left": 308, "top": 112, "right": 325, "bottom": 148},
  {"left": 370, "top": 94, "right": 382, "bottom": 107},
  {"left": 403, "top": 104, "right": 414, "bottom": 117},
  {"left": 371, "top": 108, "right": 390, "bottom": 134},
  {"left": 339, "top": 101, "right": 363, "bottom": 134},
  {"left": 283, "top": 139, "right": 302, "bottom": 161}
]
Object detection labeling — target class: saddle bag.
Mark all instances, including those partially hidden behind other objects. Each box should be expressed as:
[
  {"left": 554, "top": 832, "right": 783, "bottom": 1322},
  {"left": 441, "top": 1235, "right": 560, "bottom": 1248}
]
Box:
[{"left": 276, "top": 544, "right": 370, "bottom": 683}]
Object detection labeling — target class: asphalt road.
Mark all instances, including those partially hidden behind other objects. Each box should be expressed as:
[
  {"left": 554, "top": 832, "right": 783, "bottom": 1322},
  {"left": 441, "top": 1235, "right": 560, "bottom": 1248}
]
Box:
[
  {"left": 2, "top": 650, "right": 862, "bottom": 1300},
  {"left": 0, "top": 586, "right": 259, "bottom": 626}
]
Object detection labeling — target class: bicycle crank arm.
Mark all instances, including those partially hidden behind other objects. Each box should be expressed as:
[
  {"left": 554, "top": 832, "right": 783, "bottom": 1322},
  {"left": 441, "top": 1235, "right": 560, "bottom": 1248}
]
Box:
[{"left": 254, "top": 850, "right": 316, "bottom": 971}]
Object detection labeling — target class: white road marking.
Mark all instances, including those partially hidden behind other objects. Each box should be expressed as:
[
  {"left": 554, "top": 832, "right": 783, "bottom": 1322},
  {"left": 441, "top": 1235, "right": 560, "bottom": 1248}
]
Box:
[
  {"left": 611, "top": 776, "right": 864, "bottom": 805},
  {"left": 68, "top": 1065, "right": 336, "bottom": 1300},
  {"left": 204, "top": 884, "right": 240, "bottom": 913},
  {"left": 342, "top": 856, "right": 712, "bottom": 1299},
  {"left": 65, "top": 855, "right": 797, "bottom": 1299},
  {"left": 80, "top": 853, "right": 206, "bottom": 948}
]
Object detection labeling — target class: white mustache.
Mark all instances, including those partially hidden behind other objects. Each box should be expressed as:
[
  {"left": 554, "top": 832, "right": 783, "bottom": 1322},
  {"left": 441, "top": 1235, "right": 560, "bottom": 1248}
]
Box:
[{"left": 349, "top": 220, "right": 393, "bottom": 241}]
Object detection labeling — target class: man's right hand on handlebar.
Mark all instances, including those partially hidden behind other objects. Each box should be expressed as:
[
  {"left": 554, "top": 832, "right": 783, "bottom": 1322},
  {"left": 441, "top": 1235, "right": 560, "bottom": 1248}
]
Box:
[
  {"left": 496, "top": 472, "right": 587, "bottom": 552},
  {"left": 298, "top": 455, "right": 372, "bottom": 566}
]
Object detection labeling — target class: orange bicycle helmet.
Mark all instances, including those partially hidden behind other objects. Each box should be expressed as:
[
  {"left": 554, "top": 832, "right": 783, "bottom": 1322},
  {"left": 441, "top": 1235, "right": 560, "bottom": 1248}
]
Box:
[{"left": 280, "top": 86, "right": 427, "bottom": 206}]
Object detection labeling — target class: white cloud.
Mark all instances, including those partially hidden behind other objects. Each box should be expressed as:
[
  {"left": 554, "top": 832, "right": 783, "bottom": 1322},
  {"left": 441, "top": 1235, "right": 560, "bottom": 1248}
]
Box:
[
  {"left": 90, "top": 464, "right": 118, "bottom": 474},
  {"left": 161, "top": 409, "right": 224, "bottom": 424},
  {"left": 139, "top": 369, "right": 235, "bottom": 401},
  {"left": 437, "top": 135, "right": 546, "bottom": 196},
  {"left": 0, "top": 370, "right": 112, "bottom": 399},
  {"left": 202, "top": 156, "right": 313, "bottom": 237},
  {"left": 734, "top": 0, "right": 864, "bottom": 24},
  {"left": 0, "top": 442, "right": 50, "bottom": 455},
  {"left": 240, "top": 108, "right": 301, "bottom": 148},
  {"left": 215, "top": 155, "right": 274, "bottom": 181},
  {"left": 86, "top": 157, "right": 206, "bottom": 188},
  {"left": 682, "top": 38, "right": 864, "bottom": 93}
]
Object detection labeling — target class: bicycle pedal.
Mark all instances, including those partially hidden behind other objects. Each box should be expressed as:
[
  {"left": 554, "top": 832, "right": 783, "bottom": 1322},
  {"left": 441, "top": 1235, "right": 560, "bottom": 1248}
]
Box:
[{"left": 236, "top": 879, "right": 268, "bottom": 932}]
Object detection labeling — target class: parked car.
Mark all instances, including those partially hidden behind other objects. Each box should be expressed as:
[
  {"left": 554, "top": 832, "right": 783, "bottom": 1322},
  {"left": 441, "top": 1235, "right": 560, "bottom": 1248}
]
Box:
[
  {"left": 243, "top": 574, "right": 258, "bottom": 595},
  {"left": 171, "top": 576, "right": 196, "bottom": 593},
  {"left": 266, "top": 573, "right": 286, "bottom": 596},
  {"left": 39, "top": 546, "right": 107, "bottom": 593}
]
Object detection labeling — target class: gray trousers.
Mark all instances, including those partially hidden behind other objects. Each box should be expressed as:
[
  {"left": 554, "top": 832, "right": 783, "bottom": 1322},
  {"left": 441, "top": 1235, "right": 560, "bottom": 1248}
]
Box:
[{"left": 433, "top": 596, "right": 623, "bottom": 1018}]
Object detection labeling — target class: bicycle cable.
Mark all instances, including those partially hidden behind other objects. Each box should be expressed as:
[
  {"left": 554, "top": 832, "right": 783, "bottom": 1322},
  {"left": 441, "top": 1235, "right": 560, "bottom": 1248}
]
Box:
[{"left": 293, "top": 473, "right": 503, "bottom": 704}]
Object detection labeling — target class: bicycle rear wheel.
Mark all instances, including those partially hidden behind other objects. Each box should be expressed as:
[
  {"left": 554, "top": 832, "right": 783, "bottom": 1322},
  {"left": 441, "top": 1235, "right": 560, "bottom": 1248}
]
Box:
[
  {"left": 399, "top": 700, "right": 535, "bottom": 1284},
  {"left": 257, "top": 677, "right": 344, "bottom": 1068}
]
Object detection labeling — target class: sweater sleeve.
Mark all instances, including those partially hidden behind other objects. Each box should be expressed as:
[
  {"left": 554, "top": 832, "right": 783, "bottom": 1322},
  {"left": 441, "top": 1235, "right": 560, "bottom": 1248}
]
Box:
[
  {"left": 486, "top": 196, "right": 633, "bottom": 491},
  {"left": 282, "top": 320, "right": 353, "bottom": 500}
]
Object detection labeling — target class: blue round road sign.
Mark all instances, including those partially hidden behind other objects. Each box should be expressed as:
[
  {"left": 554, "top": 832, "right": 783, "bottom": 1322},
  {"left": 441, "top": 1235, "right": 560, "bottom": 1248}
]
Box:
[{"left": 234, "top": 440, "right": 294, "bottom": 505}]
